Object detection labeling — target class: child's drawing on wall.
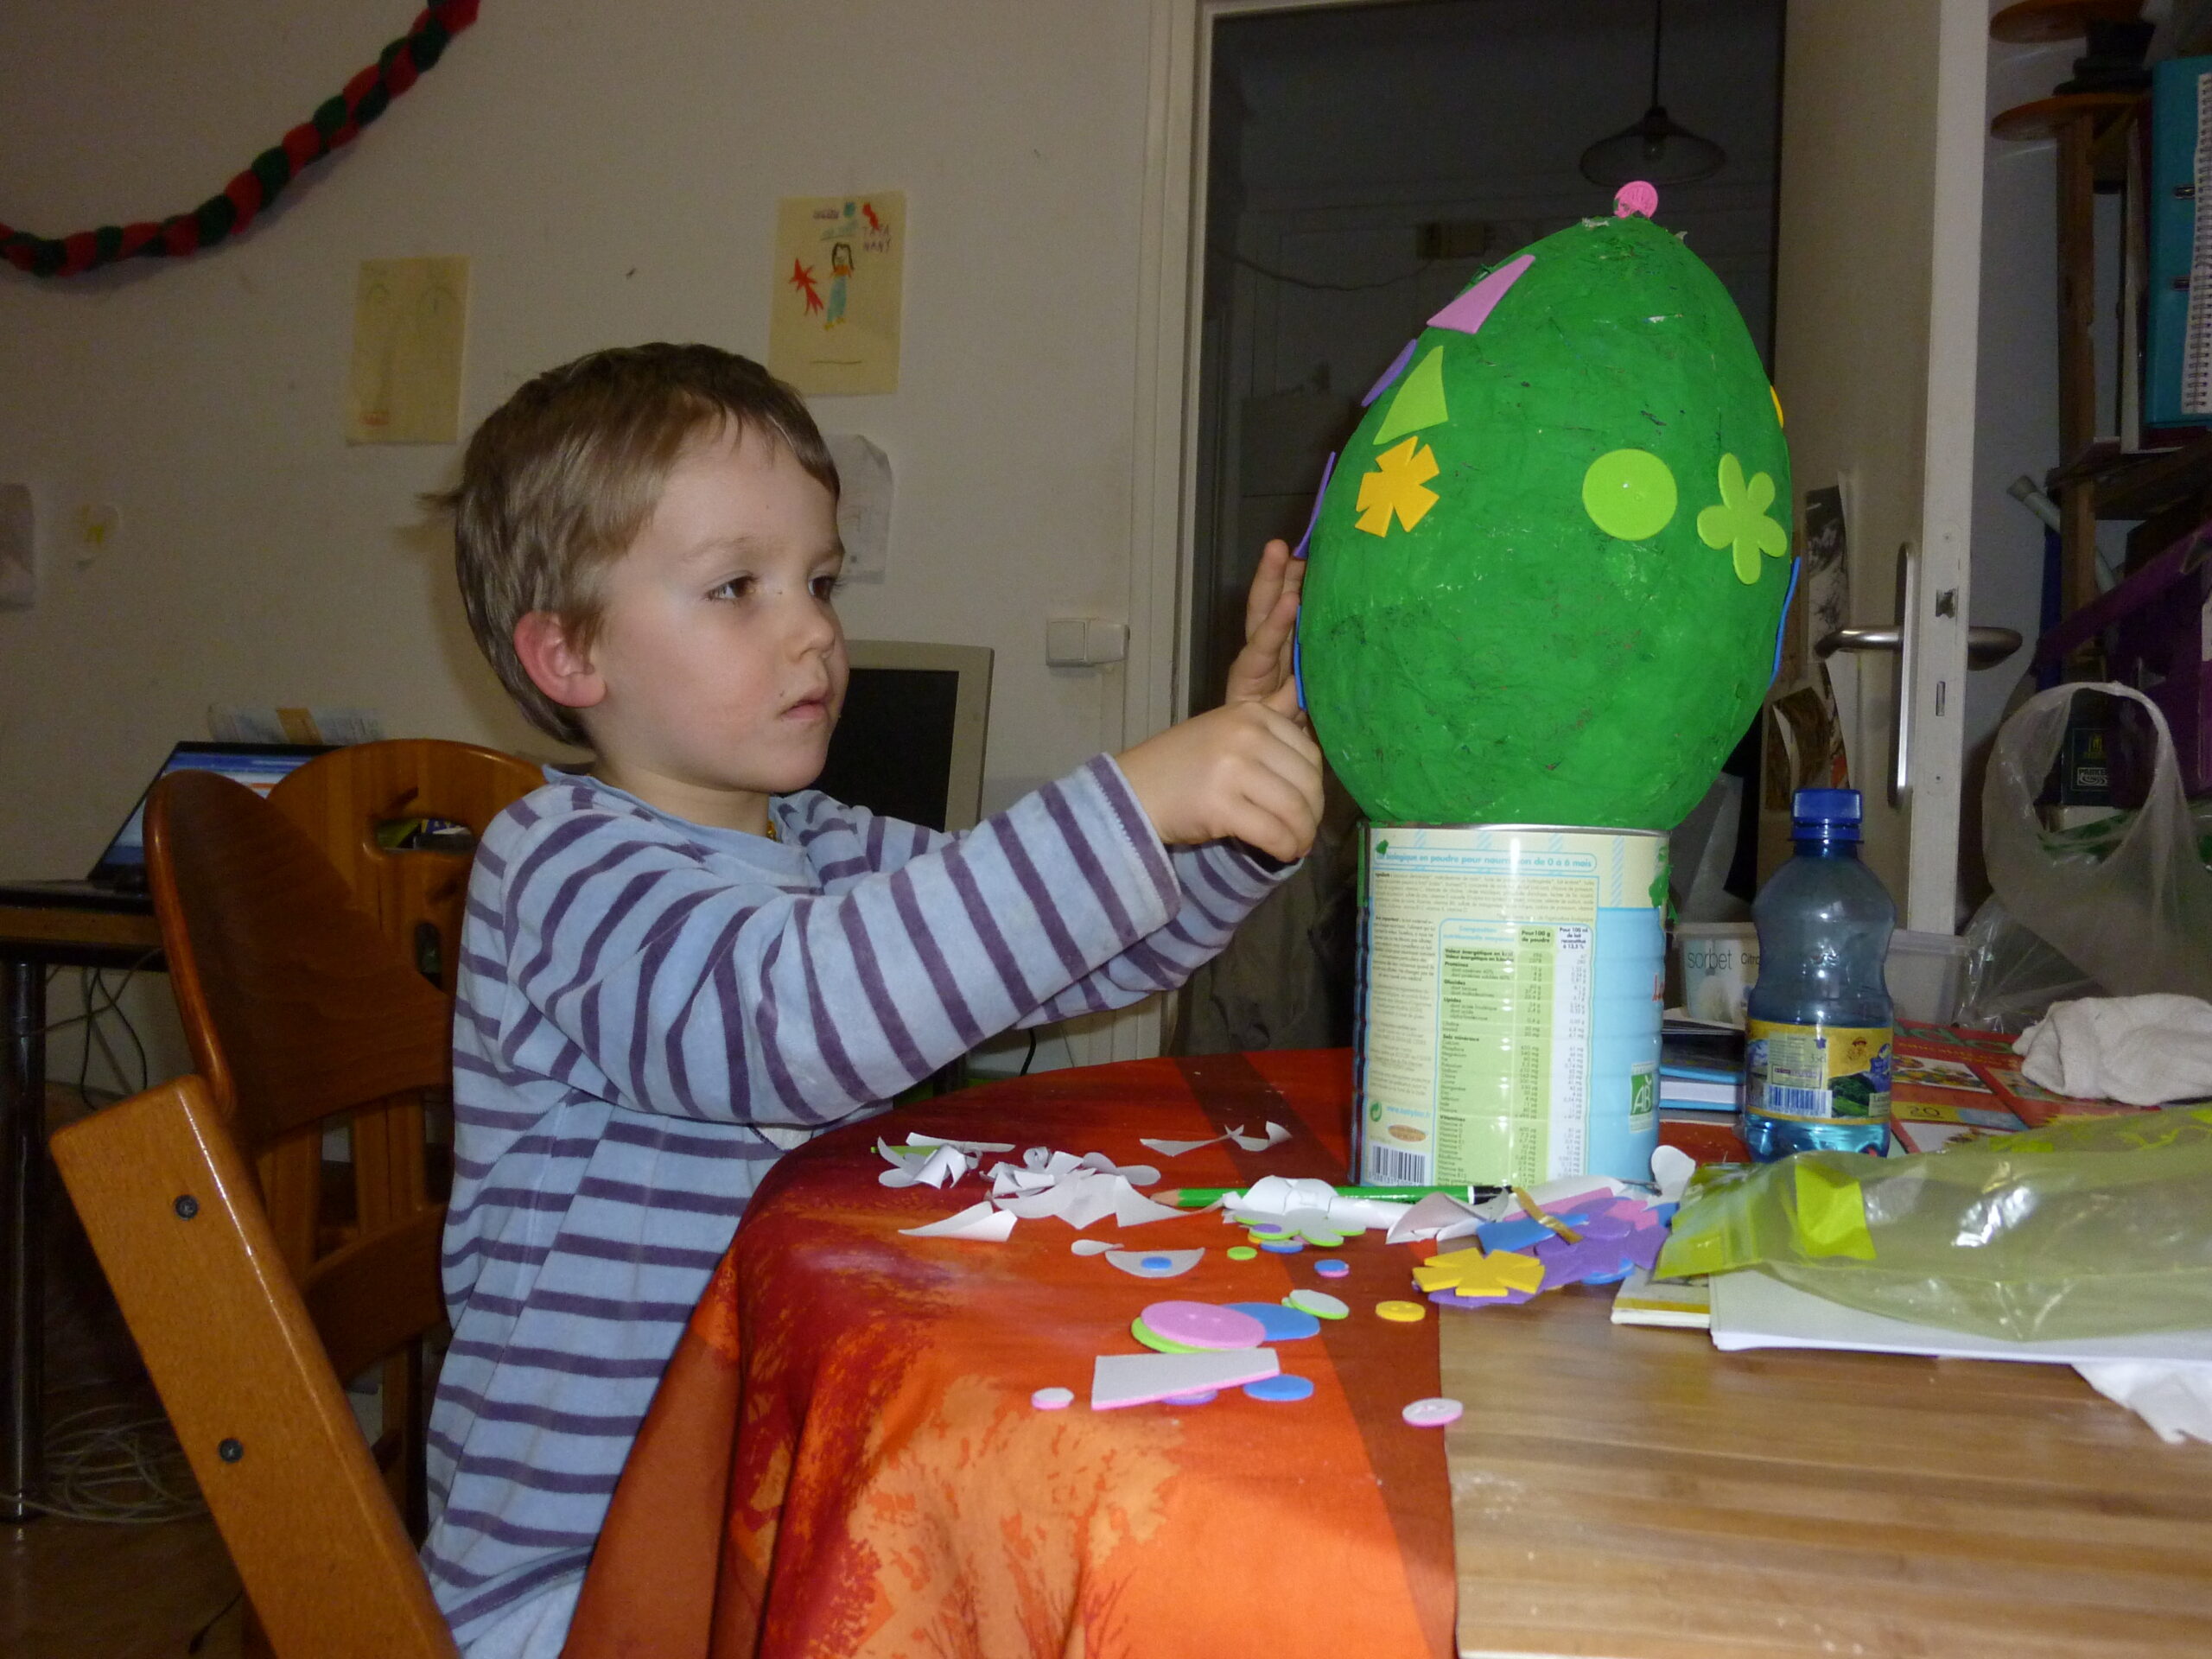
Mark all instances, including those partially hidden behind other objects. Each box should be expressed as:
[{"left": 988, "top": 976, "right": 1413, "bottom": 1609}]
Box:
[{"left": 826, "top": 242, "right": 854, "bottom": 329}]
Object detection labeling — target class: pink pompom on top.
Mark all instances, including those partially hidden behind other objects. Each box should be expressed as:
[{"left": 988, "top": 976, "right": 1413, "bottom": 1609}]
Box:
[{"left": 1614, "top": 181, "right": 1659, "bottom": 219}]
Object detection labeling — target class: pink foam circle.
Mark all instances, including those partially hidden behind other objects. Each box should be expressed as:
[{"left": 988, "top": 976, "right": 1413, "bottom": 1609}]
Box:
[
  {"left": 1614, "top": 181, "right": 1659, "bottom": 219},
  {"left": 1402, "top": 1395, "right": 1465, "bottom": 1428},
  {"left": 1140, "top": 1300, "right": 1267, "bottom": 1351}
]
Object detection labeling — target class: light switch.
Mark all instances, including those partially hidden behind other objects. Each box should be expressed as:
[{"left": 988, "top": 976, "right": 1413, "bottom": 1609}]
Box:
[{"left": 1046, "top": 617, "right": 1128, "bottom": 668}]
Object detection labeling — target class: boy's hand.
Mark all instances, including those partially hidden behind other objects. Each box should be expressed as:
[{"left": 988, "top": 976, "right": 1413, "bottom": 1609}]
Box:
[
  {"left": 1224, "top": 538, "right": 1305, "bottom": 710},
  {"left": 1116, "top": 678, "right": 1323, "bottom": 863}
]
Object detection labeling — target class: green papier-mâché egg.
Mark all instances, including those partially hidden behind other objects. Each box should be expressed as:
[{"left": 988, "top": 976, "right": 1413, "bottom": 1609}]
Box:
[{"left": 1299, "top": 201, "right": 1792, "bottom": 830}]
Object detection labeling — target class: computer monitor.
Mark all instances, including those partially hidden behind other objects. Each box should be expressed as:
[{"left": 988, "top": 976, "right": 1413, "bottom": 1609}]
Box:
[{"left": 814, "top": 641, "right": 993, "bottom": 832}]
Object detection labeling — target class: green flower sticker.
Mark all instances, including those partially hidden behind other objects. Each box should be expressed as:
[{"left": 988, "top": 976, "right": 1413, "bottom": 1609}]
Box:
[{"left": 1696, "top": 453, "right": 1789, "bottom": 583}]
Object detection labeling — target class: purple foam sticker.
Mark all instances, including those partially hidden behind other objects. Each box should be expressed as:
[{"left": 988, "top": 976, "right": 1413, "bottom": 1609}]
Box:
[
  {"left": 1573, "top": 1214, "right": 1632, "bottom": 1243},
  {"left": 1428, "top": 253, "right": 1534, "bottom": 336},
  {"left": 1291, "top": 451, "right": 1337, "bottom": 560},
  {"left": 1361, "top": 339, "right": 1418, "bottom": 408},
  {"left": 1429, "top": 1286, "right": 1535, "bottom": 1310},
  {"left": 1623, "top": 1228, "right": 1666, "bottom": 1271}
]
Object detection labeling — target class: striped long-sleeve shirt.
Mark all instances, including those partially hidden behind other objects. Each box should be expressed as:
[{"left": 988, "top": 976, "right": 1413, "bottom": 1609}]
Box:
[{"left": 422, "top": 755, "right": 1291, "bottom": 1643}]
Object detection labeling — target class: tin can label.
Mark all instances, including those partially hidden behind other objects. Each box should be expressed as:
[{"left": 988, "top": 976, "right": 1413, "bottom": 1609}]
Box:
[
  {"left": 1745, "top": 1020, "right": 1893, "bottom": 1123},
  {"left": 1357, "top": 825, "right": 1663, "bottom": 1188}
]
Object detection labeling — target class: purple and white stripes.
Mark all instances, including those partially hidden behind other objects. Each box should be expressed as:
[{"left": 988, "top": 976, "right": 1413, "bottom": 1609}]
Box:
[{"left": 421, "top": 758, "right": 1288, "bottom": 1647}]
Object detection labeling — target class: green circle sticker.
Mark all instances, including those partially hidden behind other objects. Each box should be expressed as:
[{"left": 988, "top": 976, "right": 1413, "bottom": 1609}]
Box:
[{"left": 1581, "top": 448, "right": 1677, "bottom": 542}]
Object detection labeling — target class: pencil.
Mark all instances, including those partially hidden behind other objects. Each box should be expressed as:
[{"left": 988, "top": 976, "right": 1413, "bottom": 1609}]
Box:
[{"left": 1160, "top": 1182, "right": 1500, "bottom": 1208}]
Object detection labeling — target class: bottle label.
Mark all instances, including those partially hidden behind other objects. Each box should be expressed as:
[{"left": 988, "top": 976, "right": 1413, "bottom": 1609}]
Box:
[{"left": 1745, "top": 1020, "right": 1892, "bottom": 1124}]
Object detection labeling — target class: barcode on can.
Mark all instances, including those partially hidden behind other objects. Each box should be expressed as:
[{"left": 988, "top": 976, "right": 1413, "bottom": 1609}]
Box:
[
  {"left": 1759, "top": 1084, "right": 1831, "bottom": 1121},
  {"left": 1368, "top": 1145, "right": 1429, "bottom": 1184}
]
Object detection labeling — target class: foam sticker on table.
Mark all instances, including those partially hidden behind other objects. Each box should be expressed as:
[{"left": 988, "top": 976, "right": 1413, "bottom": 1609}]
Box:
[
  {"left": 1243, "top": 1373, "right": 1316, "bottom": 1403},
  {"left": 1090, "top": 1348, "right": 1280, "bottom": 1410},
  {"left": 1401, "top": 1396, "right": 1463, "bottom": 1428},
  {"left": 1131, "top": 1317, "right": 1203, "bottom": 1355},
  {"left": 1284, "top": 1288, "right": 1349, "bottom": 1320},
  {"left": 1315, "top": 1259, "right": 1351, "bottom": 1279},
  {"left": 1224, "top": 1301, "right": 1322, "bottom": 1342},
  {"left": 1031, "top": 1387, "right": 1074, "bottom": 1411},
  {"left": 1105, "top": 1248, "right": 1205, "bottom": 1280},
  {"left": 1141, "top": 1301, "right": 1268, "bottom": 1351}
]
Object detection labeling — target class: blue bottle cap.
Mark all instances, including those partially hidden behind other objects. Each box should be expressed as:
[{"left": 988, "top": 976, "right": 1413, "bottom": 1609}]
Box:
[{"left": 1791, "top": 788, "right": 1862, "bottom": 841}]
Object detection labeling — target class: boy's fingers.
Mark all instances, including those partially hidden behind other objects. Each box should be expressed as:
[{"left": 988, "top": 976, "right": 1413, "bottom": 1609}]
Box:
[
  {"left": 1262, "top": 677, "right": 1306, "bottom": 723},
  {"left": 1243, "top": 539, "right": 1293, "bottom": 639}
]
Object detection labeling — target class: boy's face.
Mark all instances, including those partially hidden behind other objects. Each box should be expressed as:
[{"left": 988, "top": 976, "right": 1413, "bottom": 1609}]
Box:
[{"left": 578, "top": 423, "right": 847, "bottom": 826}]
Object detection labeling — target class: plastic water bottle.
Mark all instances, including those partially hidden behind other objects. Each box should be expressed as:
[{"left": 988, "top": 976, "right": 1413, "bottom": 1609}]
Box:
[{"left": 1742, "top": 789, "right": 1896, "bottom": 1160}]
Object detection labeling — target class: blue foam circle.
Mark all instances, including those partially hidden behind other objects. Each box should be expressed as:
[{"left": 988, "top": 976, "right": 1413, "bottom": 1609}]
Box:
[
  {"left": 1224, "top": 1301, "right": 1323, "bottom": 1342},
  {"left": 1259, "top": 1239, "right": 1306, "bottom": 1255},
  {"left": 1243, "top": 1374, "right": 1316, "bottom": 1403}
]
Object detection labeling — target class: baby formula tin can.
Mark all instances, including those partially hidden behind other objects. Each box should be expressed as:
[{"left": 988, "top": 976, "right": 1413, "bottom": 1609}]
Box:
[{"left": 1352, "top": 824, "right": 1666, "bottom": 1187}]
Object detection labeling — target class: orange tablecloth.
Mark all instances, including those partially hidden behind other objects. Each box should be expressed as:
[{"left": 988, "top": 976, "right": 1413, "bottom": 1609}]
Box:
[{"left": 564, "top": 1050, "right": 1454, "bottom": 1658}]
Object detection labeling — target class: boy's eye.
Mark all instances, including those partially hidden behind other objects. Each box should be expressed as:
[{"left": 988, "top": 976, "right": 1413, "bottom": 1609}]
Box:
[
  {"left": 707, "top": 576, "right": 754, "bottom": 601},
  {"left": 811, "top": 574, "right": 843, "bottom": 601}
]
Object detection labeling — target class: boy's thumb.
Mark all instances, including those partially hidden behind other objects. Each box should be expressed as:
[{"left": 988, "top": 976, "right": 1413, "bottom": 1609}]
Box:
[{"left": 1263, "top": 677, "right": 1302, "bottom": 719}]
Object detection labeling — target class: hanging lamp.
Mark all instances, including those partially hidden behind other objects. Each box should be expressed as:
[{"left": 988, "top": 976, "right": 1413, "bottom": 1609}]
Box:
[{"left": 1579, "top": 0, "right": 1726, "bottom": 188}]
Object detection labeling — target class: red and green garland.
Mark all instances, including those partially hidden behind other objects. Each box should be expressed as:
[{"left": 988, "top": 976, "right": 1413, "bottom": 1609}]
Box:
[{"left": 1, "top": 0, "right": 481, "bottom": 278}]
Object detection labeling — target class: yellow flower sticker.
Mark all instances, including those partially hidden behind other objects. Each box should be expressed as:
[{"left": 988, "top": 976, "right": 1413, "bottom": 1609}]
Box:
[
  {"left": 1355, "top": 437, "right": 1441, "bottom": 537},
  {"left": 1696, "top": 453, "right": 1789, "bottom": 583}
]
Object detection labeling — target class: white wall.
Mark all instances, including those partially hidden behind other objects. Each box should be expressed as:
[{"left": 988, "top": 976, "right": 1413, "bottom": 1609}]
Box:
[{"left": 0, "top": 0, "right": 1163, "bottom": 1075}]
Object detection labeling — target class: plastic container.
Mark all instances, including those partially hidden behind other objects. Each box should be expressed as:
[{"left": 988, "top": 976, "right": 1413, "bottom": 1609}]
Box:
[
  {"left": 1353, "top": 823, "right": 1662, "bottom": 1188},
  {"left": 1675, "top": 921, "right": 1760, "bottom": 1027},
  {"left": 1885, "top": 929, "right": 1967, "bottom": 1025},
  {"left": 1743, "top": 789, "right": 1896, "bottom": 1161}
]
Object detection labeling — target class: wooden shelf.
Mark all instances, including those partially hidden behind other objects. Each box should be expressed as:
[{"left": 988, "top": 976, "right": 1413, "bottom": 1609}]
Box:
[
  {"left": 2048, "top": 432, "right": 2212, "bottom": 520},
  {"left": 1990, "top": 0, "right": 2145, "bottom": 44},
  {"left": 1992, "top": 91, "right": 2145, "bottom": 142}
]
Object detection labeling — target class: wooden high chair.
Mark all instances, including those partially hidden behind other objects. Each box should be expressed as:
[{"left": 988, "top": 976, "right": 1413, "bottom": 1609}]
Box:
[
  {"left": 52, "top": 1071, "right": 459, "bottom": 1658},
  {"left": 143, "top": 768, "right": 459, "bottom": 1541}
]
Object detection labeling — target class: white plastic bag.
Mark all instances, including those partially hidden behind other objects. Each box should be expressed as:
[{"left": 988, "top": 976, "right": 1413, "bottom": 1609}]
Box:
[{"left": 1983, "top": 683, "right": 2212, "bottom": 1003}]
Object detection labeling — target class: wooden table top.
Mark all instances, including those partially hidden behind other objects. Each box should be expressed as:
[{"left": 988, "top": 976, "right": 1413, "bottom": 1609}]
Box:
[
  {"left": 0, "top": 898, "right": 162, "bottom": 956},
  {"left": 1444, "top": 1284, "right": 2212, "bottom": 1658}
]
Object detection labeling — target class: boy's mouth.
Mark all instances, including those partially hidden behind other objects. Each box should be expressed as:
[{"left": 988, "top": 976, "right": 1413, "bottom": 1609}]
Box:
[{"left": 782, "top": 690, "right": 833, "bottom": 722}]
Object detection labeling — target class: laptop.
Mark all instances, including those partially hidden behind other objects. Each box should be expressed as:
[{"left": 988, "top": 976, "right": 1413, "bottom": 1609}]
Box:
[{"left": 0, "top": 741, "right": 332, "bottom": 912}]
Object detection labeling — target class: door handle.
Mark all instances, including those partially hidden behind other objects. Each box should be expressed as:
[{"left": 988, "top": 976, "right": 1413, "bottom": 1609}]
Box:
[
  {"left": 1815, "top": 626, "right": 2024, "bottom": 670},
  {"left": 1810, "top": 544, "right": 2025, "bottom": 810}
]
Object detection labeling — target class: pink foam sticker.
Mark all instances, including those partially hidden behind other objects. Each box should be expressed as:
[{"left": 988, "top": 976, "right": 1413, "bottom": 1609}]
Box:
[
  {"left": 1427, "top": 253, "right": 1534, "bottom": 336},
  {"left": 1614, "top": 180, "right": 1659, "bottom": 219},
  {"left": 1141, "top": 1300, "right": 1267, "bottom": 1351}
]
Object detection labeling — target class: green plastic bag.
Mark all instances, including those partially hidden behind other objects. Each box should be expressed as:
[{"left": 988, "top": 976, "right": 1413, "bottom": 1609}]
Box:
[{"left": 1655, "top": 1108, "right": 2212, "bottom": 1341}]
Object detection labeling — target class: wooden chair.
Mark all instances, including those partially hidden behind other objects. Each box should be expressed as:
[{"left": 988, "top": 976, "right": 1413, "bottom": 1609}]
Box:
[
  {"left": 143, "top": 768, "right": 457, "bottom": 1541},
  {"left": 52, "top": 1072, "right": 458, "bottom": 1658}
]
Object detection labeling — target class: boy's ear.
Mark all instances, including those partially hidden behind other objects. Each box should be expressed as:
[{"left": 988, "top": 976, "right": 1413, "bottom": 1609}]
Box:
[{"left": 513, "top": 612, "right": 607, "bottom": 712}]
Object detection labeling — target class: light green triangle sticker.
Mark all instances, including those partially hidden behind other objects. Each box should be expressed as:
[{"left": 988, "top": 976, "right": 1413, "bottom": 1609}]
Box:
[{"left": 1373, "top": 345, "right": 1449, "bottom": 445}]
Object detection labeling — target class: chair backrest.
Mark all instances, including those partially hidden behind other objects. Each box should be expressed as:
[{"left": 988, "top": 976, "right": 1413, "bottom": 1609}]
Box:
[
  {"left": 147, "top": 770, "right": 453, "bottom": 1176},
  {"left": 146, "top": 767, "right": 459, "bottom": 1549},
  {"left": 51, "top": 1074, "right": 459, "bottom": 1659},
  {"left": 267, "top": 739, "right": 544, "bottom": 998}
]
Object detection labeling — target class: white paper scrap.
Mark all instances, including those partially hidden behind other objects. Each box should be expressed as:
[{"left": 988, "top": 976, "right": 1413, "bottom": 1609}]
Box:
[
  {"left": 1111, "top": 1182, "right": 1188, "bottom": 1229},
  {"left": 1077, "top": 1152, "right": 1161, "bottom": 1187},
  {"left": 1070, "top": 1238, "right": 1121, "bottom": 1256},
  {"left": 898, "top": 1200, "right": 1015, "bottom": 1242},
  {"left": 876, "top": 1142, "right": 969, "bottom": 1190},
  {"left": 1138, "top": 1134, "right": 1226, "bottom": 1159},
  {"left": 906, "top": 1132, "right": 1017, "bottom": 1154},
  {"left": 1385, "top": 1192, "right": 1485, "bottom": 1245},
  {"left": 1650, "top": 1145, "right": 1696, "bottom": 1206},
  {"left": 1090, "top": 1347, "right": 1281, "bottom": 1410},
  {"left": 1225, "top": 1121, "right": 1293, "bottom": 1153}
]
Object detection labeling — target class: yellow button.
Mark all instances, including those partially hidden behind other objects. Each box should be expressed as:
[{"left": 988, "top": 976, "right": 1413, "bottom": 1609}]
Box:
[{"left": 1376, "top": 1300, "right": 1427, "bottom": 1323}]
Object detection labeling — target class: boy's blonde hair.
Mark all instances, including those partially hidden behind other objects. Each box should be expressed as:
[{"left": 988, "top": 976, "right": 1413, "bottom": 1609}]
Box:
[{"left": 443, "top": 343, "right": 837, "bottom": 746}]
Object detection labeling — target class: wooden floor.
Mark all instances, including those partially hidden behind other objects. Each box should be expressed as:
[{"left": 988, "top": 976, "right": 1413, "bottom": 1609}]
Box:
[{"left": 5, "top": 1085, "right": 245, "bottom": 1657}]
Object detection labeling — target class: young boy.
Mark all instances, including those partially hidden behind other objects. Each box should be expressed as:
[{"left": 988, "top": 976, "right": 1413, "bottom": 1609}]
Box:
[{"left": 425, "top": 343, "right": 1322, "bottom": 1654}]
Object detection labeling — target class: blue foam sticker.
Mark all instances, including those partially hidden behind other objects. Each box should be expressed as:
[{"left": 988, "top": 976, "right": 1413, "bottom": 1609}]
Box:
[
  {"left": 1243, "top": 1373, "right": 1316, "bottom": 1403},
  {"left": 1224, "top": 1301, "right": 1323, "bottom": 1342}
]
